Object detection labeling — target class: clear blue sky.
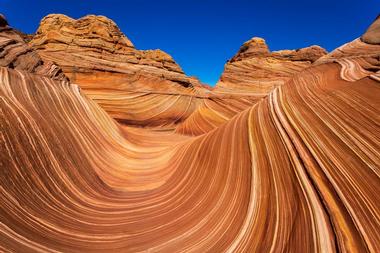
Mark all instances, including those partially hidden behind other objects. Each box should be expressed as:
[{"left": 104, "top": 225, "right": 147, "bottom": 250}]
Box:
[{"left": 1, "top": 0, "right": 379, "bottom": 85}]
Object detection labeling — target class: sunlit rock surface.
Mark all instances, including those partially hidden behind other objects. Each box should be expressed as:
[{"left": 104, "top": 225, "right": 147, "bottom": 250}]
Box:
[
  {"left": 1, "top": 13, "right": 380, "bottom": 252},
  {"left": 362, "top": 14, "right": 380, "bottom": 44},
  {"left": 30, "top": 14, "right": 209, "bottom": 127},
  {"left": 215, "top": 37, "right": 327, "bottom": 94}
]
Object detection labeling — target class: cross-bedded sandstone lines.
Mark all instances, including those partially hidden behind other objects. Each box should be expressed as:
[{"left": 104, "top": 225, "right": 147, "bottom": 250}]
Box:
[
  {"left": 1, "top": 57, "right": 379, "bottom": 252},
  {"left": 1, "top": 13, "right": 380, "bottom": 253},
  {"left": 215, "top": 37, "right": 327, "bottom": 95}
]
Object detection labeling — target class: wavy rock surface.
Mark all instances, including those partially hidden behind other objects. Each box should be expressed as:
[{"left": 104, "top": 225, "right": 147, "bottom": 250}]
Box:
[
  {"left": 30, "top": 14, "right": 208, "bottom": 127},
  {"left": 176, "top": 38, "right": 328, "bottom": 135},
  {"left": 1, "top": 14, "right": 380, "bottom": 253},
  {"left": 215, "top": 37, "right": 327, "bottom": 94}
]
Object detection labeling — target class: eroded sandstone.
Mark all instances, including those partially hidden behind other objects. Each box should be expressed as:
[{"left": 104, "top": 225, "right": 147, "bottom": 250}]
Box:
[
  {"left": 215, "top": 37, "right": 327, "bottom": 94},
  {"left": 0, "top": 14, "right": 67, "bottom": 80}
]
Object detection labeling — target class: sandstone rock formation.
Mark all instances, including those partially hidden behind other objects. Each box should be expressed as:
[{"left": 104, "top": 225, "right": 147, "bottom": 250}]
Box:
[
  {"left": 174, "top": 37, "right": 328, "bottom": 136},
  {"left": 1, "top": 12, "right": 380, "bottom": 253},
  {"left": 315, "top": 22, "right": 380, "bottom": 82},
  {"left": 362, "top": 14, "right": 380, "bottom": 44},
  {"left": 30, "top": 14, "right": 202, "bottom": 89},
  {"left": 29, "top": 14, "right": 210, "bottom": 127},
  {"left": 215, "top": 37, "right": 327, "bottom": 94},
  {"left": 0, "top": 14, "right": 66, "bottom": 80}
]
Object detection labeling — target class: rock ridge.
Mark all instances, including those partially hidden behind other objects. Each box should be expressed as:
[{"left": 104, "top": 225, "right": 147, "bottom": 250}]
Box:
[
  {"left": 0, "top": 14, "right": 67, "bottom": 81},
  {"left": 29, "top": 14, "right": 196, "bottom": 84},
  {"left": 216, "top": 36, "right": 327, "bottom": 94}
]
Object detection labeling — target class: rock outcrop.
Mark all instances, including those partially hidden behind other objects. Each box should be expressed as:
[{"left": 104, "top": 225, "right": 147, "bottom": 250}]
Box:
[
  {"left": 30, "top": 14, "right": 202, "bottom": 90},
  {"left": 0, "top": 14, "right": 66, "bottom": 80},
  {"left": 316, "top": 17, "right": 380, "bottom": 79},
  {"left": 215, "top": 37, "right": 327, "bottom": 94},
  {"left": 28, "top": 14, "right": 210, "bottom": 127},
  {"left": 362, "top": 14, "right": 380, "bottom": 44}
]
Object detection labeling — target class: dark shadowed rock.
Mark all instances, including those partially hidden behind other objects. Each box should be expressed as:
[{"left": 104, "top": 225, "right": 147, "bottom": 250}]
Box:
[
  {"left": 0, "top": 14, "right": 8, "bottom": 27},
  {"left": 0, "top": 15, "right": 67, "bottom": 81}
]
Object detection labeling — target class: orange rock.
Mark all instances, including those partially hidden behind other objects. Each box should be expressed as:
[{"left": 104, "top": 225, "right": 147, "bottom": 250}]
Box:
[
  {"left": 0, "top": 14, "right": 67, "bottom": 81},
  {"left": 30, "top": 14, "right": 200, "bottom": 88},
  {"left": 0, "top": 13, "right": 380, "bottom": 253},
  {"left": 362, "top": 14, "right": 380, "bottom": 44},
  {"left": 216, "top": 37, "right": 327, "bottom": 94},
  {"left": 29, "top": 14, "right": 211, "bottom": 127}
]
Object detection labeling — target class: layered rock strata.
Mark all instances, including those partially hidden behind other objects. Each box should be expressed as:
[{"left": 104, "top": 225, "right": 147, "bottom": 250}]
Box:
[
  {"left": 1, "top": 14, "right": 380, "bottom": 253},
  {"left": 29, "top": 14, "right": 210, "bottom": 127},
  {"left": 215, "top": 37, "right": 327, "bottom": 94},
  {"left": 30, "top": 14, "right": 203, "bottom": 90},
  {"left": 0, "top": 14, "right": 66, "bottom": 80}
]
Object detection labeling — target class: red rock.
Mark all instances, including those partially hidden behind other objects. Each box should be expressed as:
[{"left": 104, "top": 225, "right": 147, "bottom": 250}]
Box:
[
  {"left": 28, "top": 14, "right": 211, "bottom": 127},
  {"left": 30, "top": 14, "right": 202, "bottom": 89},
  {"left": 229, "top": 37, "right": 270, "bottom": 61},
  {"left": 0, "top": 14, "right": 67, "bottom": 81},
  {"left": 0, "top": 13, "right": 379, "bottom": 253},
  {"left": 215, "top": 37, "right": 327, "bottom": 94},
  {"left": 362, "top": 14, "right": 380, "bottom": 44}
]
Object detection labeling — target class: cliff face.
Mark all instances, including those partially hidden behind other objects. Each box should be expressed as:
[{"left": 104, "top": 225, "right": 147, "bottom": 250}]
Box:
[{"left": 215, "top": 37, "right": 327, "bottom": 94}]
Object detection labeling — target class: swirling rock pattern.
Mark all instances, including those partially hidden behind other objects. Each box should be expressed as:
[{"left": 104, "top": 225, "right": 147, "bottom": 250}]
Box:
[
  {"left": 28, "top": 14, "right": 211, "bottom": 127},
  {"left": 1, "top": 14, "right": 380, "bottom": 253}
]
